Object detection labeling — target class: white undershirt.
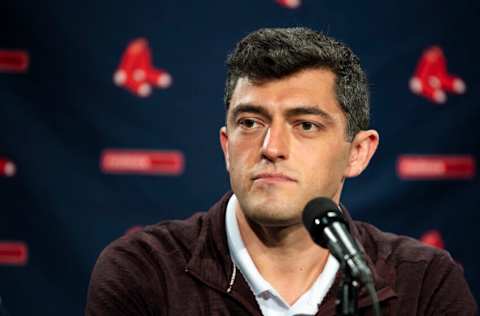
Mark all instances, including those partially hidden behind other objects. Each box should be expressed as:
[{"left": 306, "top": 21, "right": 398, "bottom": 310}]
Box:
[{"left": 225, "top": 194, "right": 339, "bottom": 316}]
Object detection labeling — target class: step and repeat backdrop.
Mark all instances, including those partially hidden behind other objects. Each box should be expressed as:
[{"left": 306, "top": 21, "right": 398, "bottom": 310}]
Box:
[{"left": 1, "top": 0, "right": 479, "bottom": 315}]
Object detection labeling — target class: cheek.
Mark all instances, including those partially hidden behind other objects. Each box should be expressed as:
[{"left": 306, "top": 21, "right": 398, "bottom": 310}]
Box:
[
  {"left": 229, "top": 133, "right": 262, "bottom": 165},
  {"left": 297, "top": 143, "right": 349, "bottom": 183},
  {"left": 227, "top": 139, "right": 254, "bottom": 178},
  {"left": 228, "top": 140, "right": 247, "bottom": 165}
]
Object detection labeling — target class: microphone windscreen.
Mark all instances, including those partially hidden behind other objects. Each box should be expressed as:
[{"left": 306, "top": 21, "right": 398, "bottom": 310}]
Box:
[
  {"left": 302, "top": 197, "right": 348, "bottom": 249},
  {"left": 302, "top": 197, "right": 339, "bottom": 232}
]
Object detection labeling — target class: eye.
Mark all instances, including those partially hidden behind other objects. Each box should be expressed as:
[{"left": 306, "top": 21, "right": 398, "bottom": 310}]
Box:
[
  {"left": 296, "top": 121, "right": 320, "bottom": 132},
  {"left": 300, "top": 122, "right": 315, "bottom": 131},
  {"left": 239, "top": 118, "right": 260, "bottom": 129}
]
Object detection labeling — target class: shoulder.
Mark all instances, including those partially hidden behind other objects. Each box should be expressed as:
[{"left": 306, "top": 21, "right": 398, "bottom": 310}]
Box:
[
  {"left": 354, "top": 221, "right": 477, "bottom": 314},
  {"left": 100, "top": 211, "right": 208, "bottom": 266},
  {"left": 354, "top": 220, "right": 451, "bottom": 266},
  {"left": 85, "top": 212, "right": 209, "bottom": 316}
]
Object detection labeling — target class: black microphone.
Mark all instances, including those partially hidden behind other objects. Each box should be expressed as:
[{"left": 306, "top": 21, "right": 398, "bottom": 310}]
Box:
[{"left": 302, "top": 197, "right": 373, "bottom": 286}]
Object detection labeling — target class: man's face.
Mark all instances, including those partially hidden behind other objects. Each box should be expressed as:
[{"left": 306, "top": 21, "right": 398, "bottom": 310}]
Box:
[{"left": 220, "top": 68, "right": 355, "bottom": 227}]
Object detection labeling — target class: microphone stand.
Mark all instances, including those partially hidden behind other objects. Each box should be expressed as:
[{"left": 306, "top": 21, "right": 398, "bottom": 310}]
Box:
[{"left": 336, "top": 261, "right": 359, "bottom": 316}]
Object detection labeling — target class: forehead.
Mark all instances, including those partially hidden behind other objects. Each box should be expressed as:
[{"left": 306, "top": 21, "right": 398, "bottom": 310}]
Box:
[{"left": 228, "top": 68, "right": 344, "bottom": 118}]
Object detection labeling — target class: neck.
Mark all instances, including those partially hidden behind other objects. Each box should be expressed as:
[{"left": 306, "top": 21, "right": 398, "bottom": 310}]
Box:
[{"left": 235, "top": 206, "right": 330, "bottom": 305}]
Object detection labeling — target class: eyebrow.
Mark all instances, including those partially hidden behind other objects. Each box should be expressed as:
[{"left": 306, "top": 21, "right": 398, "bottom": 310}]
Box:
[
  {"left": 284, "top": 106, "right": 334, "bottom": 123},
  {"left": 230, "top": 104, "right": 271, "bottom": 122},
  {"left": 230, "top": 103, "right": 335, "bottom": 124}
]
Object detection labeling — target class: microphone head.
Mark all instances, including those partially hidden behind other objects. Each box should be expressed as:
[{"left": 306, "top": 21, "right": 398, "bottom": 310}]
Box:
[{"left": 302, "top": 197, "right": 346, "bottom": 248}]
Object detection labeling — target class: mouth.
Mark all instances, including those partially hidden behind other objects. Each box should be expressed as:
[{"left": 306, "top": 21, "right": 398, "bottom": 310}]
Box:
[{"left": 252, "top": 172, "right": 297, "bottom": 183}]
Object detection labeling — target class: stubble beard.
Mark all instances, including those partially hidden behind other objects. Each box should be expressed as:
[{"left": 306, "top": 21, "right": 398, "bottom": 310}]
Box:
[{"left": 236, "top": 185, "right": 304, "bottom": 227}]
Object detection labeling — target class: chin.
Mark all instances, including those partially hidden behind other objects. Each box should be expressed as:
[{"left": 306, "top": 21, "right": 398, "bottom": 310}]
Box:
[
  {"left": 249, "top": 214, "right": 299, "bottom": 227},
  {"left": 243, "top": 200, "right": 301, "bottom": 227}
]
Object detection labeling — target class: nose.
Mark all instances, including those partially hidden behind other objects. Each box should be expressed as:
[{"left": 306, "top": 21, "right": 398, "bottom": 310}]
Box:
[{"left": 261, "top": 123, "right": 289, "bottom": 162}]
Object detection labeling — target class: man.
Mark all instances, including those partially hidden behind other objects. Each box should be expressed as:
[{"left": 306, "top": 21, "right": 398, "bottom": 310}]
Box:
[{"left": 86, "top": 27, "right": 477, "bottom": 315}]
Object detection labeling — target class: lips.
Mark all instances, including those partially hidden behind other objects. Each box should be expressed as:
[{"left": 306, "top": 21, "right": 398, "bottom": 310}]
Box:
[{"left": 252, "top": 172, "right": 296, "bottom": 182}]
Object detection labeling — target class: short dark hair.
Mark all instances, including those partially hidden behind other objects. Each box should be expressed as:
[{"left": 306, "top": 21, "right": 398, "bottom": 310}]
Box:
[{"left": 224, "top": 27, "right": 370, "bottom": 140}]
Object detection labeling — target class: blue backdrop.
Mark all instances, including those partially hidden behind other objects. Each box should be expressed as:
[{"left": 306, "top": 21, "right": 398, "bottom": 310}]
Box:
[{"left": 0, "top": 0, "right": 478, "bottom": 315}]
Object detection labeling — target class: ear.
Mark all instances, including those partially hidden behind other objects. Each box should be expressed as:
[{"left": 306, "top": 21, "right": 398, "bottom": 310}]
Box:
[
  {"left": 219, "top": 126, "right": 230, "bottom": 172},
  {"left": 344, "top": 129, "right": 379, "bottom": 178}
]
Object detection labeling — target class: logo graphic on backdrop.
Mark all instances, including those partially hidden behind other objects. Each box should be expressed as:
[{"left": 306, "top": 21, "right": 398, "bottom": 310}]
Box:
[
  {"left": 0, "top": 50, "right": 29, "bottom": 73},
  {"left": 114, "top": 38, "right": 172, "bottom": 97},
  {"left": 0, "top": 242, "right": 28, "bottom": 266},
  {"left": 397, "top": 155, "right": 475, "bottom": 180},
  {"left": 409, "top": 46, "right": 466, "bottom": 104},
  {"left": 100, "top": 149, "right": 184, "bottom": 175},
  {"left": 276, "top": 0, "right": 301, "bottom": 9},
  {"left": 420, "top": 230, "right": 445, "bottom": 249},
  {"left": 0, "top": 158, "right": 16, "bottom": 177}
]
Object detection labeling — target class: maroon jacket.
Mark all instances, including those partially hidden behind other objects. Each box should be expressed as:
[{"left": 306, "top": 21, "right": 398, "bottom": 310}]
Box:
[{"left": 85, "top": 192, "right": 477, "bottom": 315}]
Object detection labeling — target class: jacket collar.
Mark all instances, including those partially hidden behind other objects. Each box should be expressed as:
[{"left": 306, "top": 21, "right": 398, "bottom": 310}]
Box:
[
  {"left": 185, "top": 191, "right": 234, "bottom": 292},
  {"left": 186, "top": 192, "right": 261, "bottom": 314},
  {"left": 186, "top": 192, "right": 397, "bottom": 312}
]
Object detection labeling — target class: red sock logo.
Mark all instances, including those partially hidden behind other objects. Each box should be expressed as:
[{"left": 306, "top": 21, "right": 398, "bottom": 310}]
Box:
[
  {"left": 276, "top": 0, "right": 301, "bottom": 9},
  {"left": 0, "top": 158, "right": 15, "bottom": 177},
  {"left": 420, "top": 230, "right": 445, "bottom": 249},
  {"left": 410, "top": 46, "right": 466, "bottom": 104},
  {"left": 114, "top": 38, "right": 172, "bottom": 97}
]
